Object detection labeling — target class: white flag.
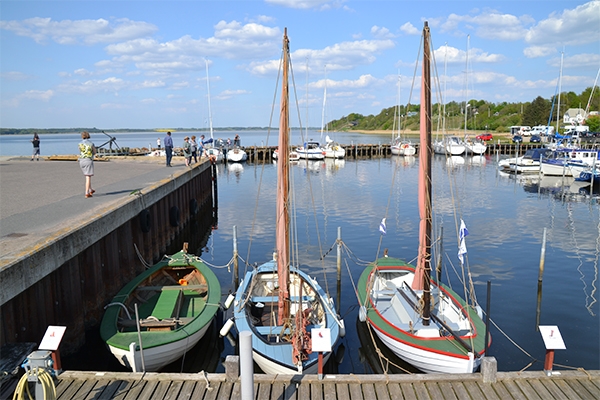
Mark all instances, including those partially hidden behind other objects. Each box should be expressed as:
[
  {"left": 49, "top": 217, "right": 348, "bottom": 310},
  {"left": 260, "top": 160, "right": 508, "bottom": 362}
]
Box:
[
  {"left": 458, "top": 219, "right": 469, "bottom": 264},
  {"left": 379, "top": 218, "right": 386, "bottom": 235}
]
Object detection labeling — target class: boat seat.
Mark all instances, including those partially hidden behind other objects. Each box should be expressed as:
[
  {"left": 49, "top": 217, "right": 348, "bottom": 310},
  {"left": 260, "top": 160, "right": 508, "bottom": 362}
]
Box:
[
  {"left": 255, "top": 324, "right": 318, "bottom": 336},
  {"left": 137, "top": 284, "right": 207, "bottom": 292},
  {"left": 250, "top": 296, "right": 314, "bottom": 304},
  {"left": 151, "top": 289, "right": 183, "bottom": 320}
]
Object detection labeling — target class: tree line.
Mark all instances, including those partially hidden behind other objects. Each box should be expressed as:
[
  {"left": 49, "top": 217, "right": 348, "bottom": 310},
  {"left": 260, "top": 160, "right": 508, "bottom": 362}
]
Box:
[{"left": 328, "top": 86, "right": 600, "bottom": 133}]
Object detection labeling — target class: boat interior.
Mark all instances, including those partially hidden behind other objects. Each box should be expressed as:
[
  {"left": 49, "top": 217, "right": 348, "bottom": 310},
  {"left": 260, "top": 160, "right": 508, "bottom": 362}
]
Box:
[
  {"left": 118, "top": 266, "right": 208, "bottom": 332},
  {"left": 370, "top": 270, "right": 473, "bottom": 338},
  {"left": 246, "top": 272, "right": 326, "bottom": 343}
]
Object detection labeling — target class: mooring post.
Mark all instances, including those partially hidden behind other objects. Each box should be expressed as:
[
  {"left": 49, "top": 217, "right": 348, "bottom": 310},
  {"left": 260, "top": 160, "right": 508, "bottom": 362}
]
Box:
[
  {"left": 485, "top": 280, "right": 491, "bottom": 356},
  {"left": 134, "top": 303, "right": 146, "bottom": 373},
  {"left": 336, "top": 226, "right": 342, "bottom": 314},
  {"left": 240, "top": 331, "right": 254, "bottom": 400},
  {"left": 212, "top": 160, "right": 218, "bottom": 210},
  {"left": 233, "top": 225, "right": 239, "bottom": 289},
  {"left": 536, "top": 227, "right": 547, "bottom": 331},
  {"left": 437, "top": 226, "right": 443, "bottom": 283}
]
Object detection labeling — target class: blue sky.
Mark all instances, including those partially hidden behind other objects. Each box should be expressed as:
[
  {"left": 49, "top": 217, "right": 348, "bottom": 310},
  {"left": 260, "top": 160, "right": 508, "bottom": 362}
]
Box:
[{"left": 1, "top": 0, "right": 599, "bottom": 129}]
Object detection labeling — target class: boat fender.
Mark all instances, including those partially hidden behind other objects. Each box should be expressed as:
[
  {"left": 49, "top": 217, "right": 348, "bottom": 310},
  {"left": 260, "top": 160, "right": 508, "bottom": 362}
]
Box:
[
  {"left": 220, "top": 317, "right": 235, "bottom": 337},
  {"left": 225, "top": 332, "right": 237, "bottom": 347},
  {"left": 190, "top": 198, "right": 198, "bottom": 215},
  {"left": 475, "top": 305, "right": 484, "bottom": 320},
  {"left": 169, "top": 206, "right": 180, "bottom": 227},
  {"left": 139, "top": 209, "right": 152, "bottom": 233},
  {"left": 359, "top": 306, "right": 367, "bottom": 322},
  {"left": 224, "top": 293, "right": 235, "bottom": 310},
  {"left": 339, "top": 319, "right": 346, "bottom": 337}
]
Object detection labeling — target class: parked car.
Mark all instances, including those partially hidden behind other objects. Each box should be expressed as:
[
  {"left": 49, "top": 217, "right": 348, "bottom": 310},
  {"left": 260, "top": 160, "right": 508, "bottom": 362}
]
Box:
[
  {"left": 512, "top": 135, "right": 523, "bottom": 143},
  {"left": 530, "top": 134, "right": 542, "bottom": 143},
  {"left": 476, "top": 133, "right": 493, "bottom": 141}
]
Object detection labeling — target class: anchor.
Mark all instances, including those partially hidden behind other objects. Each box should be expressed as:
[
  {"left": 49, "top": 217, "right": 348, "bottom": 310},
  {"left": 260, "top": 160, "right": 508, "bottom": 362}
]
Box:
[{"left": 97, "top": 131, "right": 122, "bottom": 153}]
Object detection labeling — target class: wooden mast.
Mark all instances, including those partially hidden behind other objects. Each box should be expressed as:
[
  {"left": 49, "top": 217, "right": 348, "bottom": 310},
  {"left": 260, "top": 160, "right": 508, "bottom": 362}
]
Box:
[
  {"left": 277, "top": 28, "right": 291, "bottom": 324},
  {"left": 412, "top": 22, "right": 432, "bottom": 326}
]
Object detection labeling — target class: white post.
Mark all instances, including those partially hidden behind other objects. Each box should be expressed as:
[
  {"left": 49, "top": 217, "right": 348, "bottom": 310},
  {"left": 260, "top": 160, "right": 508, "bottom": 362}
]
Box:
[{"left": 240, "top": 331, "right": 254, "bottom": 400}]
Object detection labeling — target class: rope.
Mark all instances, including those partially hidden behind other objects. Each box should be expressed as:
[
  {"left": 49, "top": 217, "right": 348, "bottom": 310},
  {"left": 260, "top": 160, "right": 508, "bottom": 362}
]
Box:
[
  {"left": 319, "top": 240, "right": 337, "bottom": 260},
  {"left": 134, "top": 243, "right": 153, "bottom": 269}
]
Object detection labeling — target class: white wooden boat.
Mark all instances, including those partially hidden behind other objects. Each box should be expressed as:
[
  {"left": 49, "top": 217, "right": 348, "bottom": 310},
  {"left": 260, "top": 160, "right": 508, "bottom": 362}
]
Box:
[
  {"left": 433, "top": 136, "right": 465, "bottom": 155},
  {"left": 357, "top": 23, "right": 489, "bottom": 374},
  {"left": 324, "top": 136, "right": 346, "bottom": 158}
]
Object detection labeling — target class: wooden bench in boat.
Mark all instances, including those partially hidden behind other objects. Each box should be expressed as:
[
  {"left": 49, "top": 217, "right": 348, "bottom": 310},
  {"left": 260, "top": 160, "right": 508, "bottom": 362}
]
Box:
[
  {"left": 255, "top": 324, "right": 319, "bottom": 336},
  {"left": 136, "top": 284, "right": 207, "bottom": 292}
]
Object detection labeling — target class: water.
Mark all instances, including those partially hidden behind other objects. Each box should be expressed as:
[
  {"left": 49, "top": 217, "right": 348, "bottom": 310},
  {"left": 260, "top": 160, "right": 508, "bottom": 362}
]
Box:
[
  {"left": 60, "top": 155, "right": 599, "bottom": 374},
  {"left": 0, "top": 130, "right": 390, "bottom": 156}
]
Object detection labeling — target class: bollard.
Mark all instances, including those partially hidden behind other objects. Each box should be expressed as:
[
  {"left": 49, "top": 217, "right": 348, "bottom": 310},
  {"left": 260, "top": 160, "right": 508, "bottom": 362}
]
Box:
[
  {"left": 240, "top": 331, "right": 254, "bottom": 400},
  {"left": 224, "top": 355, "right": 240, "bottom": 382},
  {"left": 481, "top": 357, "right": 497, "bottom": 383}
]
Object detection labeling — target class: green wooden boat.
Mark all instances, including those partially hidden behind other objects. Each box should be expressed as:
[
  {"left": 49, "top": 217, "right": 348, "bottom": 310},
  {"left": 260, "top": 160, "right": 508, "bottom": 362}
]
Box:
[{"left": 100, "top": 247, "right": 220, "bottom": 371}]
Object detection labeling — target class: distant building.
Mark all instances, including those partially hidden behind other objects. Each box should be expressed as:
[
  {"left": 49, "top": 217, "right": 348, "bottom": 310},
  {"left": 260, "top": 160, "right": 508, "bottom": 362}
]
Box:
[{"left": 563, "top": 108, "right": 585, "bottom": 125}]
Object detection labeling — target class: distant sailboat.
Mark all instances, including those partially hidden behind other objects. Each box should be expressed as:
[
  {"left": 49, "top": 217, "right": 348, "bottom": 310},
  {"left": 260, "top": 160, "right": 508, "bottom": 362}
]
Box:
[{"left": 203, "top": 59, "right": 224, "bottom": 162}]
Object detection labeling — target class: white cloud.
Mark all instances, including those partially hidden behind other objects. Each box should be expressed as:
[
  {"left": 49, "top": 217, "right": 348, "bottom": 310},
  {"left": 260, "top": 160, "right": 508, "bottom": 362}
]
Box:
[
  {"left": 433, "top": 45, "right": 505, "bottom": 64},
  {"left": 525, "top": 1, "right": 600, "bottom": 47},
  {"left": 1, "top": 71, "right": 35, "bottom": 81},
  {"left": 371, "top": 25, "right": 396, "bottom": 39},
  {"left": 399, "top": 22, "right": 419, "bottom": 36},
  {"left": 215, "top": 89, "right": 251, "bottom": 100},
  {"left": 74, "top": 68, "right": 93, "bottom": 77},
  {"left": 21, "top": 89, "right": 54, "bottom": 101},
  {"left": 549, "top": 53, "right": 600, "bottom": 69},
  {"left": 100, "top": 103, "right": 131, "bottom": 109},
  {"left": 265, "top": 0, "right": 341, "bottom": 10},
  {"left": 311, "top": 74, "right": 383, "bottom": 90},
  {"left": 523, "top": 46, "right": 556, "bottom": 59},
  {"left": 0, "top": 17, "right": 158, "bottom": 45}
]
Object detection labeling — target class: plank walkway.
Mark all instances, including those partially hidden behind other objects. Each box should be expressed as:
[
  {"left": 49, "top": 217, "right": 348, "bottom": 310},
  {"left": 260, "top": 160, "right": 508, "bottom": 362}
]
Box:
[{"left": 8, "top": 370, "right": 597, "bottom": 400}]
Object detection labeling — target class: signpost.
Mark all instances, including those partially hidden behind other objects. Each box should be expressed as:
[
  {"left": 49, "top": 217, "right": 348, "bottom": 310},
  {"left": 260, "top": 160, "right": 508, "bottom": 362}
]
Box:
[
  {"left": 539, "top": 325, "right": 566, "bottom": 376},
  {"left": 311, "top": 328, "right": 331, "bottom": 380}
]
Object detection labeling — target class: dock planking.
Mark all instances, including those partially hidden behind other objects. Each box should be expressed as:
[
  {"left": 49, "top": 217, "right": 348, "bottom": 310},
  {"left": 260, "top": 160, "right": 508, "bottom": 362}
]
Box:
[{"left": 18, "top": 370, "right": 595, "bottom": 400}]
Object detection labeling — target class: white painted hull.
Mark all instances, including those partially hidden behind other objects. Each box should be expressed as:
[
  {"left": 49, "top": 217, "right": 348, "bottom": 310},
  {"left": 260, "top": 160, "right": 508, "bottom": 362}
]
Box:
[
  {"left": 297, "top": 149, "right": 325, "bottom": 160},
  {"left": 465, "top": 142, "right": 486, "bottom": 155},
  {"left": 204, "top": 148, "right": 224, "bottom": 163},
  {"left": 227, "top": 149, "right": 247, "bottom": 162},
  {"left": 252, "top": 348, "right": 333, "bottom": 375},
  {"left": 371, "top": 323, "right": 479, "bottom": 374},
  {"left": 324, "top": 147, "right": 345, "bottom": 159},
  {"left": 107, "top": 316, "right": 213, "bottom": 372},
  {"left": 433, "top": 141, "right": 465, "bottom": 156},
  {"left": 541, "top": 161, "right": 572, "bottom": 176}
]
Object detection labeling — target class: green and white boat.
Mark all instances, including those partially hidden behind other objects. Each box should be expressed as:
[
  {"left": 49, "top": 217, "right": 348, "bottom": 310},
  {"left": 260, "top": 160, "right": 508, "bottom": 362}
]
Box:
[{"left": 100, "top": 246, "right": 221, "bottom": 372}]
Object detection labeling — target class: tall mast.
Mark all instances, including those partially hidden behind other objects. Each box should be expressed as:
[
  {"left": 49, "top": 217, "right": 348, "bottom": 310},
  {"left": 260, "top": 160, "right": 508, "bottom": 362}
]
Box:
[
  {"left": 277, "top": 28, "right": 291, "bottom": 324},
  {"left": 556, "top": 51, "right": 564, "bottom": 134},
  {"left": 464, "top": 35, "right": 469, "bottom": 138},
  {"left": 320, "top": 65, "right": 327, "bottom": 142},
  {"left": 412, "top": 21, "right": 432, "bottom": 326},
  {"left": 206, "top": 59, "right": 214, "bottom": 140}
]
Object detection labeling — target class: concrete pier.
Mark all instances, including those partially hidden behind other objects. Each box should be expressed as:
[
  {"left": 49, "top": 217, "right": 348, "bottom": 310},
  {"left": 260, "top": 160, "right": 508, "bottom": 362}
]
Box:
[{"left": 0, "top": 155, "right": 215, "bottom": 351}]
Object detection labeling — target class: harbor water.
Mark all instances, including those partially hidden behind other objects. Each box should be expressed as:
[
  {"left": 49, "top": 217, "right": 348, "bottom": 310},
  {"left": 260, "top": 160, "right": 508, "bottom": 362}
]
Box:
[{"left": 3, "top": 133, "right": 598, "bottom": 374}]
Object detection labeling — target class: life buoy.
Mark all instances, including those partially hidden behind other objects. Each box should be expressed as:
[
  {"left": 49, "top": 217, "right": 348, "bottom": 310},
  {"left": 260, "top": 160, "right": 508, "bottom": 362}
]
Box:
[
  {"left": 189, "top": 198, "right": 198, "bottom": 215},
  {"left": 139, "top": 209, "right": 152, "bottom": 233},
  {"left": 403, "top": 144, "right": 409, "bottom": 149},
  {"left": 169, "top": 206, "right": 180, "bottom": 227}
]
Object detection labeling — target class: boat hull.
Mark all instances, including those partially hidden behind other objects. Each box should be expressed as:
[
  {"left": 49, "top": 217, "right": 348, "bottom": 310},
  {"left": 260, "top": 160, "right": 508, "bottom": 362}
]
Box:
[
  {"left": 227, "top": 149, "right": 248, "bottom": 162},
  {"left": 357, "top": 257, "right": 488, "bottom": 374},
  {"left": 107, "top": 318, "right": 213, "bottom": 371},
  {"left": 233, "top": 262, "right": 341, "bottom": 374}
]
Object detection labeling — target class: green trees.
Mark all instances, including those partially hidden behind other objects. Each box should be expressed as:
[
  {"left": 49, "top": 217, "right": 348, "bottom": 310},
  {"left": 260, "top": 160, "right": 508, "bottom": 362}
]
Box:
[
  {"left": 585, "top": 115, "right": 600, "bottom": 131},
  {"left": 522, "top": 96, "right": 551, "bottom": 126}
]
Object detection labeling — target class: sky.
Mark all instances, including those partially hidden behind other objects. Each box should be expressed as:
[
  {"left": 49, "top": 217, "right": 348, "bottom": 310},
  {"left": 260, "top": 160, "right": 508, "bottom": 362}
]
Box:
[{"left": 1, "top": 0, "right": 599, "bottom": 129}]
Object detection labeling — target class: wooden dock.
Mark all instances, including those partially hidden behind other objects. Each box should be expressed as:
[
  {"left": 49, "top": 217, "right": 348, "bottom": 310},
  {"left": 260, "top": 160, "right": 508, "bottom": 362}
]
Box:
[{"left": 6, "top": 370, "right": 597, "bottom": 400}]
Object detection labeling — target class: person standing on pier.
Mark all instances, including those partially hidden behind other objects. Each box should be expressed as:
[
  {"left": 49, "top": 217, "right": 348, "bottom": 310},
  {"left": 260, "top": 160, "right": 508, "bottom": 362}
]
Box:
[
  {"left": 78, "top": 131, "right": 96, "bottom": 198},
  {"left": 31, "top": 132, "right": 40, "bottom": 161},
  {"left": 190, "top": 135, "right": 198, "bottom": 164},
  {"left": 164, "top": 131, "right": 173, "bottom": 166},
  {"left": 157, "top": 137, "right": 161, "bottom": 149},
  {"left": 183, "top": 136, "right": 192, "bottom": 167}
]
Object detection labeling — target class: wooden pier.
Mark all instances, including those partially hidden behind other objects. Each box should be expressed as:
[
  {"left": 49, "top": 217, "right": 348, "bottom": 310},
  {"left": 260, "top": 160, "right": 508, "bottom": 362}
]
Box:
[
  {"left": 239, "top": 143, "right": 598, "bottom": 162},
  {"left": 6, "top": 369, "right": 596, "bottom": 400}
]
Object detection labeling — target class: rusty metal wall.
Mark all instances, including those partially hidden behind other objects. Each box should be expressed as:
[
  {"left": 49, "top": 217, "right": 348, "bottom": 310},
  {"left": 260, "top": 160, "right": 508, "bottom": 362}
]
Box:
[{"left": 0, "top": 165, "right": 214, "bottom": 353}]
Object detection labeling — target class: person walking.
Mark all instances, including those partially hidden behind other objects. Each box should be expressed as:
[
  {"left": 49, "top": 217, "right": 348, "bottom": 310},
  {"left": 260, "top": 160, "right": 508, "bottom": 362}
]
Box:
[
  {"left": 190, "top": 135, "right": 198, "bottom": 164},
  {"left": 78, "top": 131, "right": 96, "bottom": 198},
  {"left": 164, "top": 131, "right": 173, "bottom": 166},
  {"left": 183, "top": 136, "right": 192, "bottom": 167},
  {"left": 31, "top": 132, "right": 40, "bottom": 161}
]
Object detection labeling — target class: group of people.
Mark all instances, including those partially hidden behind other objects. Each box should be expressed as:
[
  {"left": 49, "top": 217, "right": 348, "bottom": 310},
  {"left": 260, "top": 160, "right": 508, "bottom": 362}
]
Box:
[{"left": 49, "top": 130, "right": 235, "bottom": 199}]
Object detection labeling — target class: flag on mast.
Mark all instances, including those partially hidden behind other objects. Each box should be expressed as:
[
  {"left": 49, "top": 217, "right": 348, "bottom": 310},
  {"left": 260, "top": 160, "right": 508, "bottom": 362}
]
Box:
[
  {"left": 379, "top": 218, "right": 387, "bottom": 235},
  {"left": 458, "top": 219, "right": 469, "bottom": 264}
]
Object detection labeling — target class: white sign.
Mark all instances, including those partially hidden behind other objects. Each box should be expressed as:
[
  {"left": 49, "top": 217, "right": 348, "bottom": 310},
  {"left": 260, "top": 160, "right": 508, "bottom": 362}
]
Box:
[
  {"left": 311, "top": 328, "right": 331, "bottom": 352},
  {"left": 38, "top": 326, "right": 67, "bottom": 351},
  {"left": 539, "top": 325, "right": 566, "bottom": 350}
]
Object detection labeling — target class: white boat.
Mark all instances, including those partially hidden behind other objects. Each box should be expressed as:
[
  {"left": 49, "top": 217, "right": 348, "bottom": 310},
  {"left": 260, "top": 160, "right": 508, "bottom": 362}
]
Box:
[
  {"left": 273, "top": 148, "right": 300, "bottom": 161},
  {"left": 499, "top": 148, "right": 553, "bottom": 174},
  {"left": 232, "top": 29, "right": 343, "bottom": 375},
  {"left": 357, "top": 22, "right": 489, "bottom": 375},
  {"left": 227, "top": 140, "right": 248, "bottom": 162},
  {"left": 542, "top": 149, "right": 599, "bottom": 176},
  {"left": 203, "top": 59, "right": 224, "bottom": 163},
  {"left": 296, "top": 141, "right": 325, "bottom": 160},
  {"left": 390, "top": 75, "right": 416, "bottom": 156},
  {"left": 464, "top": 138, "right": 487, "bottom": 155},
  {"left": 323, "top": 135, "right": 345, "bottom": 158},
  {"left": 433, "top": 136, "right": 466, "bottom": 155}
]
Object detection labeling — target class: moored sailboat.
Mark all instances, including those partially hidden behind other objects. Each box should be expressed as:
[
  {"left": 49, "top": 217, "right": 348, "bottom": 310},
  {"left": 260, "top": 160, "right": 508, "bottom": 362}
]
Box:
[
  {"left": 232, "top": 29, "right": 343, "bottom": 375},
  {"left": 357, "top": 22, "right": 489, "bottom": 374}
]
